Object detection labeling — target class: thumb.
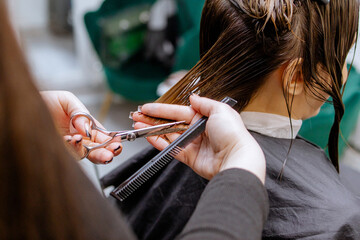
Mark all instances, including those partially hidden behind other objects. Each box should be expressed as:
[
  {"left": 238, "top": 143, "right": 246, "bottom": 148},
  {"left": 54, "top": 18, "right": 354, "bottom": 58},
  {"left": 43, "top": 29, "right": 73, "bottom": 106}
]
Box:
[
  {"left": 60, "top": 91, "right": 92, "bottom": 137},
  {"left": 71, "top": 115, "right": 92, "bottom": 137}
]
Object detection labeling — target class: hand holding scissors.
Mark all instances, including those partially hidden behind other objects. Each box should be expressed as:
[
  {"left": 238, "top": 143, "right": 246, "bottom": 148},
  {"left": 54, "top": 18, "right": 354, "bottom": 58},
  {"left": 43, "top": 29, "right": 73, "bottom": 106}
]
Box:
[
  {"left": 41, "top": 91, "right": 122, "bottom": 164},
  {"left": 70, "top": 112, "right": 187, "bottom": 160}
]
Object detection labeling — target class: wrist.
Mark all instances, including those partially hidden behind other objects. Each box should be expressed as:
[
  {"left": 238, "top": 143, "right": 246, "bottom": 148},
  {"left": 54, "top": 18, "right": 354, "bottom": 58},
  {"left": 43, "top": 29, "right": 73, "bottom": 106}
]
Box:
[{"left": 220, "top": 143, "right": 266, "bottom": 185}]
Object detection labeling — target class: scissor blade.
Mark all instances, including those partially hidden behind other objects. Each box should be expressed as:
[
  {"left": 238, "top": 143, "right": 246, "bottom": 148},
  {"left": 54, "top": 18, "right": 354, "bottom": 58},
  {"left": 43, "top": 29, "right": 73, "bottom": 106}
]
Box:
[{"left": 131, "top": 121, "right": 188, "bottom": 139}]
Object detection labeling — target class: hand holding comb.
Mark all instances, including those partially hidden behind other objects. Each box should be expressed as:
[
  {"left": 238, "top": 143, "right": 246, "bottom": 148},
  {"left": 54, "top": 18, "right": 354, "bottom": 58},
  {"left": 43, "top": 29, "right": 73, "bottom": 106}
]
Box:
[{"left": 111, "top": 96, "right": 238, "bottom": 202}]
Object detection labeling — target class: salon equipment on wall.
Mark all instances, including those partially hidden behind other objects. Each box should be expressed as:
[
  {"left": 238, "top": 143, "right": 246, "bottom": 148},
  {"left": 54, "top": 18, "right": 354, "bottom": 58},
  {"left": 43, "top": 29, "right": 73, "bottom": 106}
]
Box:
[
  {"left": 99, "top": 3, "right": 152, "bottom": 68},
  {"left": 48, "top": 0, "right": 72, "bottom": 34},
  {"left": 144, "top": 0, "right": 178, "bottom": 70},
  {"left": 84, "top": 0, "right": 203, "bottom": 102},
  {"left": 98, "top": 0, "right": 178, "bottom": 70}
]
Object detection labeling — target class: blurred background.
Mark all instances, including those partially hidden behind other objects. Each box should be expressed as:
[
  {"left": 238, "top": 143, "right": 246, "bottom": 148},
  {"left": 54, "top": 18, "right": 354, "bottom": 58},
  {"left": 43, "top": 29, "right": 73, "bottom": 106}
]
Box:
[
  {"left": 6, "top": 0, "right": 153, "bottom": 191},
  {"left": 5, "top": 0, "right": 205, "bottom": 194},
  {"left": 5, "top": 0, "right": 360, "bottom": 193}
]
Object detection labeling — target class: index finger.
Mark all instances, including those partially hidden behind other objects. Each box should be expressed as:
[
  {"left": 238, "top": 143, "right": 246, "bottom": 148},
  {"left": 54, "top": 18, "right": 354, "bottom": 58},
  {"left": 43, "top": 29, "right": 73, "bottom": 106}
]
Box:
[{"left": 141, "top": 103, "right": 196, "bottom": 124}]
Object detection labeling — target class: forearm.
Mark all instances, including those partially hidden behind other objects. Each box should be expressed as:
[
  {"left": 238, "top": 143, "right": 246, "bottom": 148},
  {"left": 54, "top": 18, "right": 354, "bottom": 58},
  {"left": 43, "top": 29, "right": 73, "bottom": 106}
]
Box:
[{"left": 177, "top": 168, "right": 269, "bottom": 240}]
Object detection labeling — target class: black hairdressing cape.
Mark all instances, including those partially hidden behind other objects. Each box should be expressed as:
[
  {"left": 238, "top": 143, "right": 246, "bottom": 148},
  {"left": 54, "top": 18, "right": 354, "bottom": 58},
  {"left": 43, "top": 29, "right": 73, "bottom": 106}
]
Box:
[{"left": 102, "top": 132, "right": 360, "bottom": 239}]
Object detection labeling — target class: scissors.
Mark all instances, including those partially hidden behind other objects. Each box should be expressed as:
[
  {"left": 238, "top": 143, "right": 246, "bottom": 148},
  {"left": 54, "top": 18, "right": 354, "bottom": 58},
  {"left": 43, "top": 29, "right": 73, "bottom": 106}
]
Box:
[{"left": 70, "top": 112, "right": 186, "bottom": 159}]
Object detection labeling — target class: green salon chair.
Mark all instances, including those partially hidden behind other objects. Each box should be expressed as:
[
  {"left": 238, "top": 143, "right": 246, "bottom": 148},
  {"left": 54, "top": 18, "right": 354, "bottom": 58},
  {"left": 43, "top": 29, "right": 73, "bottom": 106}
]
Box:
[
  {"left": 172, "top": 0, "right": 203, "bottom": 71},
  {"left": 84, "top": 0, "right": 204, "bottom": 99},
  {"left": 84, "top": 0, "right": 161, "bottom": 103},
  {"left": 84, "top": 0, "right": 204, "bottom": 120},
  {"left": 300, "top": 66, "right": 360, "bottom": 158}
]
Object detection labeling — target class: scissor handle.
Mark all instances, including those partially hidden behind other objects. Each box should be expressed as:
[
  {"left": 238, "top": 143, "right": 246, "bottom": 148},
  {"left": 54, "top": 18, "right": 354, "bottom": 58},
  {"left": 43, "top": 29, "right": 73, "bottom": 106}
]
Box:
[
  {"left": 69, "top": 112, "right": 116, "bottom": 159},
  {"left": 81, "top": 140, "right": 113, "bottom": 160},
  {"left": 69, "top": 112, "right": 187, "bottom": 159},
  {"left": 70, "top": 112, "right": 115, "bottom": 136}
]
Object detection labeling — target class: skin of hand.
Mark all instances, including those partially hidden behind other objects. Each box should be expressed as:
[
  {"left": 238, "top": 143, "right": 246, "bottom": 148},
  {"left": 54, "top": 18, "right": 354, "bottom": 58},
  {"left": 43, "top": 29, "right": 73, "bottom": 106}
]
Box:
[
  {"left": 41, "top": 91, "right": 122, "bottom": 164},
  {"left": 133, "top": 95, "right": 266, "bottom": 184}
]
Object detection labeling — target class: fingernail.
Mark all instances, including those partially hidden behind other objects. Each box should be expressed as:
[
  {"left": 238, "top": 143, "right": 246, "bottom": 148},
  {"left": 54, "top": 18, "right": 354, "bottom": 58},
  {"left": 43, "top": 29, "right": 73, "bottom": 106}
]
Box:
[
  {"left": 114, "top": 145, "right": 122, "bottom": 152},
  {"left": 85, "top": 129, "right": 91, "bottom": 139},
  {"left": 129, "top": 111, "right": 134, "bottom": 119},
  {"left": 132, "top": 121, "right": 137, "bottom": 128},
  {"left": 75, "top": 138, "right": 83, "bottom": 144},
  {"left": 84, "top": 123, "right": 92, "bottom": 139},
  {"left": 66, "top": 137, "right": 72, "bottom": 142},
  {"left": 104, "top": 158, "right": 113, "bottom": 164},
  {"left": 138, "top": 105, "right": 143, "bottom": 112}
]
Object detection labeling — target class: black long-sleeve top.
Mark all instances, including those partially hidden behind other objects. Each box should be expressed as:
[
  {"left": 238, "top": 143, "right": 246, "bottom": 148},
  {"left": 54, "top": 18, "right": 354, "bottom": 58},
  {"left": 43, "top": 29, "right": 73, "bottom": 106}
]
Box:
[
  {"left": 115, "top": 168, "right": 269, "bottom": 240},
  {"left": 176, "top": 169, "right": 269, "bottom": 240},
  {"left": 102, "top": 132, "right": 360, "bottom": 239}
]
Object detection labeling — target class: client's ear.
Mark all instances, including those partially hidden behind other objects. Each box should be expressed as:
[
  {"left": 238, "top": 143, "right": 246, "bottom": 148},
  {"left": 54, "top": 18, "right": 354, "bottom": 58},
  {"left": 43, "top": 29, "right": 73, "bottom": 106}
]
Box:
[{"left": 282, "top": 58, "right": 304, "bottom": 96}]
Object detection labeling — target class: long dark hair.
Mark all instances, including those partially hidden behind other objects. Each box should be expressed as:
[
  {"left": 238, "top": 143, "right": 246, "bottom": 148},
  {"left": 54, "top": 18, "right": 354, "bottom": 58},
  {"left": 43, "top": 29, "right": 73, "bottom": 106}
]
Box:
[
  {"left": 157, "top": 0, "right": 359, "bottom": 172},
  {"left": 0, "top": 2, "right": 134, "bottom": 239}
]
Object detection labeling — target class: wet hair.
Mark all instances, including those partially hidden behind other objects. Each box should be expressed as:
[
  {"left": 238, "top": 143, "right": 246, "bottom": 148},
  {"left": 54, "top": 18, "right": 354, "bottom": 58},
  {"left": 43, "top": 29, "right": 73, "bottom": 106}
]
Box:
[
  {"left": 0, "top": 2, "right": 134, "bottom": 239},
  {"left": 157, "top": 0, "right": 359, "bottom": 172}
]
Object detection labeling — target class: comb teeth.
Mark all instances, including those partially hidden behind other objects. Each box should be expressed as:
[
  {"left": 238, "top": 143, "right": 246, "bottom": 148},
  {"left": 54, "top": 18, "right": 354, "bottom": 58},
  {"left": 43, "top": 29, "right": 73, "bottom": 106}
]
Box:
[
  {"left": 112, "top": 152, "right": 177, "bottom": 201},
  {"left": 169, "top": 146, "right": 182, "bottom": 157}
]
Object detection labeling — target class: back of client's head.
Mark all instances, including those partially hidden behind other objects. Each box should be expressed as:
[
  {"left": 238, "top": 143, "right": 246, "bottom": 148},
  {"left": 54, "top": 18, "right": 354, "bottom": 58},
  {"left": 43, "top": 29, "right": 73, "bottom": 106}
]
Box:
[
  {"left": 158, "top": 0, "right": 359, "bottom": 171},
  {"left": 0, "top": 2, "right": 130, "bottom": 239}
]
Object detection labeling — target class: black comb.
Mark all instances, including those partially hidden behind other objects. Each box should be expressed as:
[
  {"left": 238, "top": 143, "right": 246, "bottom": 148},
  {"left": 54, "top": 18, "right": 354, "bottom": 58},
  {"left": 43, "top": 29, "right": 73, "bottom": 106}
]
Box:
[{"left": 111, "top": 96, "right": 238, "bottom": 202}]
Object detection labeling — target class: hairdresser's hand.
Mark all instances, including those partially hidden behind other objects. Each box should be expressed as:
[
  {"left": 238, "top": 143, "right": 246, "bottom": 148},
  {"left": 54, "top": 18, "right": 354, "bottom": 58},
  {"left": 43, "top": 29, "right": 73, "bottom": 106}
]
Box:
[
  {"left": 133, "top": 95, "right": 265, "bottom": 183},
  {"left": 41, "top": 91, "right": 122, "bottom": 164}
]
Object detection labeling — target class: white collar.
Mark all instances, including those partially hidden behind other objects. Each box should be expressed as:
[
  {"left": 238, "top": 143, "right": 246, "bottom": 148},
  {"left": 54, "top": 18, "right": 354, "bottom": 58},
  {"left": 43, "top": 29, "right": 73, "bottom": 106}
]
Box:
[{"left": 240, "top": 112, "right": 302, "bottom": 139}]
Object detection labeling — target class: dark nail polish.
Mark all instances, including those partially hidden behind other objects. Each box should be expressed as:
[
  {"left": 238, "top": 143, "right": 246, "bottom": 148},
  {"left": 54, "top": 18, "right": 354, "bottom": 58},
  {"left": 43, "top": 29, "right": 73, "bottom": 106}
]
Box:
[
  {"left": 85, "top": 129, "right": 92, "bottom": 139},
  {"left": 75, "top": 138, "right": 82, "bottom": 144},
  {"left": 105, "top": 158, "right": 113, "bottom": 164},
  {"left": 84, "top": 123, "right": 92, "bottom": 139},
  {"left": 114, "top": 145, "right": 122, "bottom": 152}
]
